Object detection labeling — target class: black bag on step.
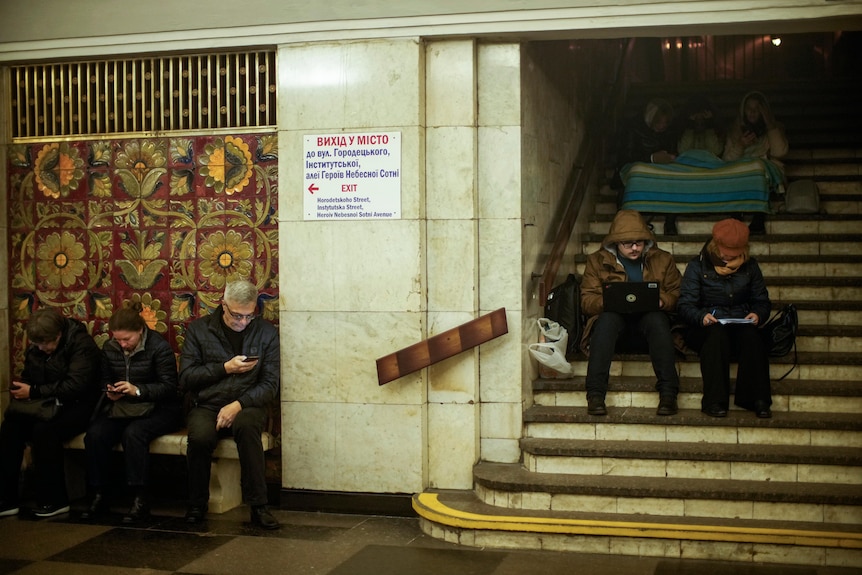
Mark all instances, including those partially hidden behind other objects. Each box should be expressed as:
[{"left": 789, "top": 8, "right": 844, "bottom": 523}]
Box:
[
  {"left": 544, "top": 274, "right": 583, "bottom": 360},
  {"left": 760, "top": 303, "right": 798, "bottom": 380}
]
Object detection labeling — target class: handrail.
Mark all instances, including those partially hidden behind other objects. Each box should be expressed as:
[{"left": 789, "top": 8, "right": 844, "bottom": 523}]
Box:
[
  {"left": 537, "top": 39, "right": 634, "bottom": 304},
  {"left": 537, "top": 148, "right": 595, "bottom": 304}
]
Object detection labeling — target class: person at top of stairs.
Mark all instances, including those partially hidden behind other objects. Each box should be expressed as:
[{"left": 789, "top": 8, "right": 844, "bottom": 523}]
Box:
[
  {"left": 665, "top": 94, "right": 728, "bottom": 237},
  {"left": 677, "top": 218, "right": 773, "bottom": 419},
  {"left": 723, "top": 91, "right": 790, "bottom": 235},
  {"left": 614, "top": 98, "right": 680, "bottom": 234},
  {"left": 677, "top": 94, "right": 725, "bottom": 158},
  {"left": 579, "top": 209, "right": 682, "bottom": 417}
]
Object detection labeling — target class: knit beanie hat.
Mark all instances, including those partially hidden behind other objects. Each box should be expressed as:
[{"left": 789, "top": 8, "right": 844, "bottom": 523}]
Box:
[{"left": 712, "top": 218, "right": 749, "bottom": 257}]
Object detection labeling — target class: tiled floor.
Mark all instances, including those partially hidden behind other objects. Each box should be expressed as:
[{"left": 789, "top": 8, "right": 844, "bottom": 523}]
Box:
[{"left": 0, "top": 499, "right": 859, "bottom": 575}]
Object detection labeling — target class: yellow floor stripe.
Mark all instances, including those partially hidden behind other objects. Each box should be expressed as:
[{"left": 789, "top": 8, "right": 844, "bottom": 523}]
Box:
[{"left": 413, "top": 493, "right": 862, "bottom": 549}]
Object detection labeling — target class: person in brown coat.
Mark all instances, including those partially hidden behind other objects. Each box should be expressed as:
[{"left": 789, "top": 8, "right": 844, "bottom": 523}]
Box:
[{"left": 580, "top": 210, "right": 682, "bottom": 416}]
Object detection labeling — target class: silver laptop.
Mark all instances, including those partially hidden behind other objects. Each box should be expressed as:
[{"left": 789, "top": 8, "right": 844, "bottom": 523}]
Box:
[{"left": 602, "top": 282, "right": 660, "bottom": 314}]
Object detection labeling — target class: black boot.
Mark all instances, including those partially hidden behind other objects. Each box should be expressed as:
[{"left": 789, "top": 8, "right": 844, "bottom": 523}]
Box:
[
  {"left": 663, "top": 214, "right": 677, "bottom": 236},
  {"left": 122, "top": 493, "right": 150, "bottom": 524},
  {"left": 80, "top": 491, "right": 107, "bottom": 520},
  {"left": 749, "top": 212, "right": 766, "bottom": 235}
]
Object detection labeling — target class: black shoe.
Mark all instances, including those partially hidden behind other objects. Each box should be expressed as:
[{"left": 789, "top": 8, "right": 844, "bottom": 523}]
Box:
[
  {"left": 754, "top": 401, "right": 772, "bottom": 419},
  {"left": 33, "top": 503, "right": 70, "bottom": 518},
  {"left": 122, "top": 496, "right": 150, "bottom": 524},
  {"left": 749, "top": 211, "right": 766, "bottom": 234},
  {"left": 664, "top": 216, "right": 677, "bottom": 236},
  {"left": 250, "top": 505, "right": 279, "bottom": 530},
  {"left": 0, "top": 501, "right": 20, "bottom": 518},
  {"left": 80, "top": 493, "right": 107, "bottom": 520},
  {"left": 185, "top": 505, "right": 207, "bottom": 524},
  {"left": 702, "top": 404, "right": 728, "bottom": 418},
  {"left": 587, "top": 396, "right": 607, "bottom": 416},
  {"left": 656, "top": 397, "right": 678, "bottom": 416}
]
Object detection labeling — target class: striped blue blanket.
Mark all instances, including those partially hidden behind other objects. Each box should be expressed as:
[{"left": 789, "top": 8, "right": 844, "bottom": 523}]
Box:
[{"left": 621, "top": 150, "right": 782, "bottom": 214}]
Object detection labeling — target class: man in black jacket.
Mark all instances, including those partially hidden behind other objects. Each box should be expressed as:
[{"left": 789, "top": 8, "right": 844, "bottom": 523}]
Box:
[
  {"left": 179, "top": 280, "right": 280, "bottom": 529},
  {"left": 0, "top": 308, "right": 101, "bottom": 518}
]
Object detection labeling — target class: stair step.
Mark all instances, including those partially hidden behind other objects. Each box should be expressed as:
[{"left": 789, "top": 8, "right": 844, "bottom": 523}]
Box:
[
  {"left": 533, "top": 390, "right": 862, "bottom": 417},
  {"left": 562, "top": 352, "right": 862, "bottom": 382},
  {"left": 524, "top": 405, "right": 862, "bottom": 433},
  {"left": 414, "top": 490, "right": 862, "bottom": 567},
  {"left": 520, "top": 438, "right": 862, "bottom": 484},
  {"left": 534, "top": 376, "right": 862, "bottom": 396},
  {"left": 594, "top": 197, "right": 862, "bottom": 216},
  {"left": 575, "top": 256, "right": 862, "bottom": 278},
  {"left": 522, "top": 437, "right": 860, "bottom": 466},
  {"left": 533, "top": 376, "right": 862, "bottom": 414},
  {"left": 818, "top": 180, "right": 862, "bottom": 194},
  {"left": 524, "top": 406, "right": 862, "bottom": 449},
  {"left": 589, "top": 214, "right": 862, "bottom": 235},
  {"left": 796, "top": 326, "right": 862, "bottom": 352},
  {"left": 786, "top": 149, "right": 862, "bottom": 162},
  {"left": 584, "top": 234, "right": 862, "bottom": 258},
  {"left": 787, "top": 164, "right": 862, "bottom": 178},
  {"left": 473, "top": 462, "right": 862, "bottom": 522}
]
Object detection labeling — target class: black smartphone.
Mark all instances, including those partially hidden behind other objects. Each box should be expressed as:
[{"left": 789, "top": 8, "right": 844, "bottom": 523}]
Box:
[{"left": 243, "top": 356, "right": 260, "bottom": 362}]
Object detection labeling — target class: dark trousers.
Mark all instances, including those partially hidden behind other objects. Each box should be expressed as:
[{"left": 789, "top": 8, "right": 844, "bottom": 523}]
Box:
[
  {"left": 186, "top": 406, "right": 268, "bottom": 508},
  {"left": 686, "top": 323, "right": 772, "bottom": 410},
  {"left": 0, "top": 400, "right": 94, "bottom": 506},
  {"left": 585, "top": 311, "right": 680, "bottom": 399},
  {"left": 84, "top": 404, "right": 183, "bottom": 490}
]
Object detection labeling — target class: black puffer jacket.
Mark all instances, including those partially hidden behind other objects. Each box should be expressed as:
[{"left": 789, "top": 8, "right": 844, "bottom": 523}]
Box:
[
  {"left": 101, "top": 328, "right": 180, "bottom": 405},
  {"left": 179, "top": 306, "right": 279, "bottom": 411},
  {"left": 677, "top": 244, "right": 771, "bottom": 326},
  {"left": 24, "top": 317, "right": 101, "bottom": 406}
]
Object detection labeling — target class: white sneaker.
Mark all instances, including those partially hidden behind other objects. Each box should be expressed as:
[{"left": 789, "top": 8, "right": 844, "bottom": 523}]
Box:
[
  {"left": 33, "top": 503, "right": 70, "bottom": 518},
  {"left": 0, "top": 503, "right": 19, "bottom": 517}
]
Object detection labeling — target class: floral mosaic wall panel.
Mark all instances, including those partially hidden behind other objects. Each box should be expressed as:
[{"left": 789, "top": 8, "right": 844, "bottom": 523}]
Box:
[{"left": 7, "top": 133, "right": 279, "bottom": 373}]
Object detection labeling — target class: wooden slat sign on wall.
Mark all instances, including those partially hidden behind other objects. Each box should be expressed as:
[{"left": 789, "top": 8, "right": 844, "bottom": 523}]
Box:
[{"left": 376, "top": 308, "right": 508, "bottom": 385}]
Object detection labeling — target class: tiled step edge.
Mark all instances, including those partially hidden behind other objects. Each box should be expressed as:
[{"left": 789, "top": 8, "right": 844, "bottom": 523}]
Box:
[
  {"left": 520, "top": 437, "right": 861, "bottom": 467},
  {"left": 533, "top": 376, "right": 862, "bottom": 396},
  {"left": 563, "top": 350, "right": 862, "bottom": 366},
  {"left": 413, "top": 489, "right": 862, "bottom": 550},
  {"left": 524, "top": 406, "right": 862, "bottom": 432},
  {"left": 472, "top": 462, "right": 862, "bottom": 507}
]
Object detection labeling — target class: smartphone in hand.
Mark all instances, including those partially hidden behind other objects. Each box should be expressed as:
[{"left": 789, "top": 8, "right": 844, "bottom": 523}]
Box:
[{"left": 242, "top": 356, "right": 259, "bottom": 362}]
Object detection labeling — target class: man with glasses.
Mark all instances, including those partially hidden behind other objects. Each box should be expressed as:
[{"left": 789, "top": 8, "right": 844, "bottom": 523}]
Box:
[
  {"left": 179, "top": 279, "right": 280, "bottom": 529},
  {"left": 579, "top": 210, "right": 682, "bottom": 417}
]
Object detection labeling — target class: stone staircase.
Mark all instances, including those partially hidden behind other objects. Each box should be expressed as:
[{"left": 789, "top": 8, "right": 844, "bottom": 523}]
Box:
[{"left": 414, "top": 78, "right": 862, "bottom": 569}]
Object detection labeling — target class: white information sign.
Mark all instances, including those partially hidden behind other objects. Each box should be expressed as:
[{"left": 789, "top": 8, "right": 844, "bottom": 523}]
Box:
[{"left": 303, "top": 132, "right": 401, "bottom": 220}]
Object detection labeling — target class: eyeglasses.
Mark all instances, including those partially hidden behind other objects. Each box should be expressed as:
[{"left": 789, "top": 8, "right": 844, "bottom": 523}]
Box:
[
  {"left": 223, "top": 301, "right": 257, "bottom": 322},
  {"left": 619, "top": 240, "right": 646, "bottom": 249}
]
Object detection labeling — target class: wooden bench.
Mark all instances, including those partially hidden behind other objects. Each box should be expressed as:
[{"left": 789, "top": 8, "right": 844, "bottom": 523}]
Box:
[{"left": 64, "top": 430, "right": 275, "bottom": 513}]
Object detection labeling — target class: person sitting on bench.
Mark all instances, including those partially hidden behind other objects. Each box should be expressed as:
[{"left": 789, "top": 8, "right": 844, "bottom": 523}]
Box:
[{"left": 179, "top": 279, "right": 280, "bottom": 529}]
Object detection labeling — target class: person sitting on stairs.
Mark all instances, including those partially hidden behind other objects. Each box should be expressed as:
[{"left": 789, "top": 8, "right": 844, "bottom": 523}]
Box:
[
  {"left": 668, "top": 94, "right": 727, "bottom": 237},
  {"left": 677, "top": 218, "right": 773, "bottom": 419},
  {"left": 723, "top": 91, "right": 789, "bottom": 235},
  {"left": 579, "top": 210, "right": 682, "bottom": 417},
  {"left": 615, "top": 98, "right": 680, "bottom": 236}
]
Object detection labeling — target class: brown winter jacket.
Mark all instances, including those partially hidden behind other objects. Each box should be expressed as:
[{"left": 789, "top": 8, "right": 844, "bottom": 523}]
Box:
[{"left": 579, "top": 210, "right": 682, "bottom": 354}]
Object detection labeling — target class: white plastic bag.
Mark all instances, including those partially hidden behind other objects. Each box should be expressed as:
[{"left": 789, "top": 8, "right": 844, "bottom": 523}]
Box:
[{"left": 528, "top": 318, "right": 574, "bottom": 377}]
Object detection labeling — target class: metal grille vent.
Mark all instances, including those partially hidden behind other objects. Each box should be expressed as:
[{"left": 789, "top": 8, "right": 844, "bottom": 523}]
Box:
[{"left": 10, "top": 51, "right": 277, "bottom": 140}]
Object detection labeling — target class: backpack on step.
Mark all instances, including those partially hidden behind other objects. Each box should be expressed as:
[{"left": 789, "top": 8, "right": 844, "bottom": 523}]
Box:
[
  {"left": 544, "top": 273, "right": 583, "bottom": 360},
  {"left": 784, "top": 180, "right": 820, "bottom": 214},
  {"left": 759, "top": 303, "right": 798, "bottom": 380}
]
